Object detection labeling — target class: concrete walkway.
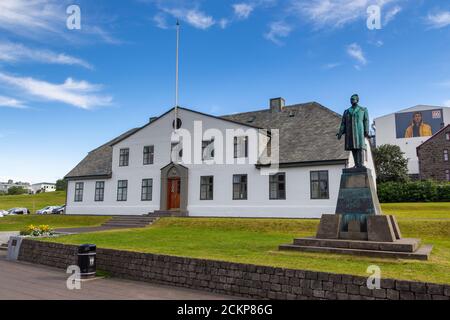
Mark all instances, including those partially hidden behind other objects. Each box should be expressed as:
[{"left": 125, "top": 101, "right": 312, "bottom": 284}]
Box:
[
  {"left": 0, "top": 252, "right": 237, "bottom": 300},
  {"left": 0, "top": 231, "right": 19, "bottom": 244}
]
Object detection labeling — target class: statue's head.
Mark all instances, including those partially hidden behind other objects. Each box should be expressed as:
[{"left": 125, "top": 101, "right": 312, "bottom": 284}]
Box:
[{"left": 350, "top": 94, "right": 359, "bottom": 106}]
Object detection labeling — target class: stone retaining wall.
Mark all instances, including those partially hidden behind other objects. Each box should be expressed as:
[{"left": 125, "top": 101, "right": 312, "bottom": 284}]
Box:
[{"left": 18, "top": 239, "right": 450, "bottom": 300}]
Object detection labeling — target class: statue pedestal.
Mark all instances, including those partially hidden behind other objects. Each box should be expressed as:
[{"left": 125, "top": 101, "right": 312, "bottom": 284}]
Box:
[{"left": 280, "top": 167, "right": 433, "bottom": 260}]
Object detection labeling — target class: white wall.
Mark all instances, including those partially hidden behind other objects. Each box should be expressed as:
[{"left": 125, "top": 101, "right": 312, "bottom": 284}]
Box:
[
  {"left": 375, "top": 106, "right": 450, "bottom": 174},
  {"left": 66, "top": 108, "right": 355, "bottom": 218}
]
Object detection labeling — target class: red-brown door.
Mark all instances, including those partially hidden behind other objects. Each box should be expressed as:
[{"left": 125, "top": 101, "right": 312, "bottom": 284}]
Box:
[{"left": 167, "top": 178, "right": 181, "bottom": 210}]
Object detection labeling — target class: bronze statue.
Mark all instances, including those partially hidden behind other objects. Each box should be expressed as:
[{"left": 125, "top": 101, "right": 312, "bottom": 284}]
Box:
[{"left": 337, "top": 94, "right": 370, "bottom": 168}]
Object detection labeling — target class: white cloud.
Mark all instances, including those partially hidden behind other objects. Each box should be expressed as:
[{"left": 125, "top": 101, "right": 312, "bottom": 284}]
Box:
[
  {"left": 153, "top": 13, "right": 168, "bottom": 29},
  {"left": 384, "top": 5, "right": 401, "bottom": 25},
  {"left": 322, "top": 62, "right": 341, "bottom": 70},
  {"left": 291, "top": 0, "right": 400, "bottom": 29},
  {"left": 0, "top": 73, "right": 112, "bottom": 110},
  {"left": 163, "top": 8, "right": 215, "bottom": 29},
  {"left": 0, "top": 41, "right": 92, "bottom": 69},
  {"left": 233, "top": 3, "right": 254, "bottom": 19},
  {"left": 0, "top": 95, "right": 28, "bottom": 109},
  {"left": 347, "top": 43, "right": 367, "bottom": 66},
  {"left": 264, "top": 21, "right": 292, "bottom": 45},
  {"left": 445, "top": 100, "right": 450, "bottom": 107},
  {"left": 426, "top": 11, "right": 450, "bottom": 29}
]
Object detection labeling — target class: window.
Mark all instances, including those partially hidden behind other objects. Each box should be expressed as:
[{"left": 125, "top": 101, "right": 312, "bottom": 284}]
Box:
[
  {"left": 143, "top": 146, "right": 154, "bottom": 165},
  {"left": 446, "top": 170, "right": 450, "bottom": 182},
  {"left": 202, "top": 139, "right": 215, "bottom": 160},
  {"left": 269, "top": 173, "right": 286, "bottom": 200},
  {"left": 95, "top": 181, "right": 105, "bottom": 202},
  {"left": 233, "top": 174, "right": 247, "bottom": 200},
  {"left": 74, "top": 182, "right": 84, "bottom": 202},
  {"left": 200, "top": 176, "right": 214, "bottom": 200},
  {"left": 117, "top": 180, "right": 128, "bottom": 201},
  {"left": 234, "top": 136, "right": 248, "bottom": 158},
  {"left": 444, "top": 149, "right": 449, "bottom": 162},
  {"left": 141, "top": 179, "right": 153, "bottom": 201},
  {"left": 119, "top": 148, "right": 129, "bottom": 166},
  {"left": 310, "top": 171, "right": 329, "bottom": 199},
  {"left": 446, "top": 133, "right": 450, "bottom": 141}
]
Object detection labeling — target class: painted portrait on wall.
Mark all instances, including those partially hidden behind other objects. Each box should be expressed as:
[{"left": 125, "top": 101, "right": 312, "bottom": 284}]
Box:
[{"left": 395, "top": 109, "right": 444, "bottom": 139}]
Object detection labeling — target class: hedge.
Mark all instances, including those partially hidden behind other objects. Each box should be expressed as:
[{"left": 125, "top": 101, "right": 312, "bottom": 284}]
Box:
[{"left": 378, "top": 181, "right": 450, "bottom": 203}]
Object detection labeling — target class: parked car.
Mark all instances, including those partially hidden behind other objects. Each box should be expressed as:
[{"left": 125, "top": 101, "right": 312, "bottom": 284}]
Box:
[
  {"left": 36, "top": 206, "right": 59, "bottom": 215},
  {"left": 7, "top": 208, "right": 30, "bottom": 215},
  {"left": 0, "top": 209, "right": 8, "bottom": 217},
  {"left": 51, "top": 205, "right": 65, "bottom": 214}
]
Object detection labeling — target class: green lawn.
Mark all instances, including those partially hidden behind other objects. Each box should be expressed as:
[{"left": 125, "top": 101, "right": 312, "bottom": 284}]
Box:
[
  {"left": 0, "top": 215, "right": 111, "bottom": 232},
  {"left": 0, "top": 191, "right": 66, "bottom": 213},
  {"left": 43, "top": 202, "right": 450, "bottom": 285}
]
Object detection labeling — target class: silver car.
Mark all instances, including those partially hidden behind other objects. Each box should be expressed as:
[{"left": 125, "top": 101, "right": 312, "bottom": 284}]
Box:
[
  {"left": 8, "top": 208, "right": 30, "bottom": 215},
  {"left": 36, "top": 206, "right": 59, "bottom": 215}
]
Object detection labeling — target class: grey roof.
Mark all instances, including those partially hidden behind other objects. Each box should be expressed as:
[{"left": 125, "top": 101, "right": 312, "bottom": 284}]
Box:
[
  {"left": 221, "top": 102, "right": 348, "bottom": 164},
  {"left": 65, "top": 128, "right": 140, "bottom": 179},
  {"left": 65, "top": 102, "right": 348, "bottom": 179}
]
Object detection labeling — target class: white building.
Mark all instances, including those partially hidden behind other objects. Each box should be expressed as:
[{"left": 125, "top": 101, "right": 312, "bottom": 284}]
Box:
[
  {"left": 31, "top": 182, "right": 56, "bottom": 194},
  {"left": 65, "top": 99, "right": 375, "bottom": 218},
  {"left": 0, "top": 180, "right": 31, "bottom": 194},
  {"left": 374, "top": 105, "right": 450, "bottom": 176}
]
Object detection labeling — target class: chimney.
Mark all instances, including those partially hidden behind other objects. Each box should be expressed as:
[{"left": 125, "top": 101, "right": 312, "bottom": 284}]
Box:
[
  {"left": 149, "top": 116, "right": 158, "bottom": 123},
  {"left": 270, "top": 97, "right": 285, "bottom": 113}
]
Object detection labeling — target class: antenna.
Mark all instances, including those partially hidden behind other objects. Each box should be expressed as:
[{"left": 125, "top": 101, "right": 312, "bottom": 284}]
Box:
[{"left": 174, "top": 20, "right": 180, "bottom": 131}]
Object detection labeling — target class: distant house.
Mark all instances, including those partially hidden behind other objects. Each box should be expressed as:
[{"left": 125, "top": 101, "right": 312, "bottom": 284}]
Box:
[
  {"left": 0, "top": 180, "right": 31, "bottom": 194},
  {"left": 417, "top": 124, "right": 450, "bottom": 182},
  {"left": 31, "top": 182, "right": 56, "bottom": 194},
  {"left": 64, "top": 98, "right": 377, "bottom": 217}
]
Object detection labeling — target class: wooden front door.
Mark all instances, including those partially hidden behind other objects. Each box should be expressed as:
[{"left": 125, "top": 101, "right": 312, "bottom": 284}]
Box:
[{"left": 167, "top": 178, "right": 181, "bottom": 210}]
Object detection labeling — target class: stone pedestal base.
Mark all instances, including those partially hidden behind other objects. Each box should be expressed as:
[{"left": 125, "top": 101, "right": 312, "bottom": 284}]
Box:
[{"left": 280, "top": 167, "right": 433, "bottom": 260}]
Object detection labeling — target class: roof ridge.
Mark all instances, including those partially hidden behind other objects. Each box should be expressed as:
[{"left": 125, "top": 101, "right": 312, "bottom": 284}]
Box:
[{"left": 417, "top": 124, "right": 450, "bottom": 150}]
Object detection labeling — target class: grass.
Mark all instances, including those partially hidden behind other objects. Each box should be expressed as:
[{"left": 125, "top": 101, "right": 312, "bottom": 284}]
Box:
[
  {"left": 42, "top": 202, "right": 450, "bottom": 285},
  {"left": 0, "top": 215, "right": 111, "bottom": 232},
  {"left": 0, "top": 191, "right": 66, "bottom": 213}
]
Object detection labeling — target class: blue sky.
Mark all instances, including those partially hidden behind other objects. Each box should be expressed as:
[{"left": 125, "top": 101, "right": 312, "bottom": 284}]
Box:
[{"left": 0, "top": 0, "right": 449, "bottom": 183}]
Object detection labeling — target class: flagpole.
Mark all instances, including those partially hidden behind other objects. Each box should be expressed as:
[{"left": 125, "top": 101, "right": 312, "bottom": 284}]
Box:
[{"left": 174, "top": 20, "right": 180, "bottom": 131}]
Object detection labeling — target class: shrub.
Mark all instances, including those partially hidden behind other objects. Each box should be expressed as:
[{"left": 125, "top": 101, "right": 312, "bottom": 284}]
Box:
[{"left": 378, "top": 181, "right": 450, "bottom": 202}]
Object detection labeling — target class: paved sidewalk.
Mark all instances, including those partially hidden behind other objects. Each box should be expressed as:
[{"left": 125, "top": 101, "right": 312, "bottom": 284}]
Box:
[
  {"left": 0, "top": 231, "right": 19, "bottom": 245},
  {"left": 0, "top": 252, "right": 237, "bottom": 300}
]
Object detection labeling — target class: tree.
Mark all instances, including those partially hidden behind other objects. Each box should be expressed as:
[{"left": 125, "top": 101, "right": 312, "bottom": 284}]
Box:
[
  {"left": 373, "top": 144, "right": 409, "bottom": 183},
  {"left": 55, "top": 179, "right": 67, "bottom": 191},
  {"left": 7, "top": 186, "right": 28, "bottom": 195}
]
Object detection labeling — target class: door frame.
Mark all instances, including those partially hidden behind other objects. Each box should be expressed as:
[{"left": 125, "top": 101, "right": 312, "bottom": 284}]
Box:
[{"left": 160, "top": 162, "right": 189, "bottom": 212}]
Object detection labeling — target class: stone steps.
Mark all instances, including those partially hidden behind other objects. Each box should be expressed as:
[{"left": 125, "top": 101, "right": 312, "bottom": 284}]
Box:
[
  {"left": 0, "top": 243, "right": 9, "bottom": 251},
  {"left": 101, "top": 216, "right": 157, "bottom": 228},
  {"left": 150, "top": 210, "right": 188, "bottom": 217}
]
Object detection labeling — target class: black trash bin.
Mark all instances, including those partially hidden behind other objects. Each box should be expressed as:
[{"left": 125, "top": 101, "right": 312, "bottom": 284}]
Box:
[{"left": 78, "top": 244, "right": 96, "bottom": 278}]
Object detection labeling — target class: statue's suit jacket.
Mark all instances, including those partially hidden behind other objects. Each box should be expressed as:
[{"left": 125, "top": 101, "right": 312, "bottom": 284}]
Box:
[{"left": 338, "top": 105, "right": 369, "bottom": 151}]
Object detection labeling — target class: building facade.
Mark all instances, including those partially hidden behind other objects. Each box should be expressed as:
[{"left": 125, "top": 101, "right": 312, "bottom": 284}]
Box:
[
  {"left": 65, "top": 100, "right": 376, "bottom": 218},
  {"left": 30, "top": 183, "right": 57, "bottom": 194},
  {"left": 374, "top": 105, "right": 450, "bottom": 177},
  {"left": 417, "top": 124, "right": 450, "bottom": 181},
  {"left": 0, "top": 180, "right": 31, "bottom": 194}
]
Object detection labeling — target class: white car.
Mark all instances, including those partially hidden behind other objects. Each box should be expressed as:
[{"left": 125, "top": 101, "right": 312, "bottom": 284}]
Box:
[
  {"left": 0, "top": 209, "right": 8, "bottom": 217},
  {"left": 36, "top": 206, "right": 59, "bottom": 215},
  {"left": 8, "top": 208, "right": 30, "bottom": 215}
]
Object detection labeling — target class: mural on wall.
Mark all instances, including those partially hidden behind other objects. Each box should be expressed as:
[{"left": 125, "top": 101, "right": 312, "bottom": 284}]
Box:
[{"left": 395, "top": 109, "right": 444, "bottom": 139}]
